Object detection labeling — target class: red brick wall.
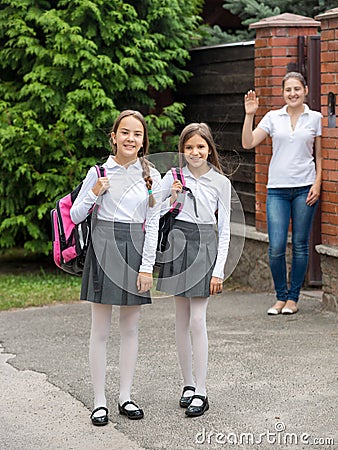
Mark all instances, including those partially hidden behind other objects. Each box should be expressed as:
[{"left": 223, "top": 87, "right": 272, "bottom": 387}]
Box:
[
  {"left": 318, "top": 14, "right": 338, "bottom": 247},
  {"left": 251, "top": 19, "right": 320, "bottom": 232}
]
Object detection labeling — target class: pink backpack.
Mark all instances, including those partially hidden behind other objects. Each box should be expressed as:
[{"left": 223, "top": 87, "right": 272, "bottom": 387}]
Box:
[{"left": 51, "top": 165, "right": 106, "bottom": 276}]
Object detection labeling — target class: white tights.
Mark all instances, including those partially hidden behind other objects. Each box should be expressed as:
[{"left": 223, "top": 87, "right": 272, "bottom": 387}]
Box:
[
  {"left": 175, "top": 296, "right": 209, "bottom": 406},
  {"left": 89, "top": 303, "right": 141, "bottom": 415}
]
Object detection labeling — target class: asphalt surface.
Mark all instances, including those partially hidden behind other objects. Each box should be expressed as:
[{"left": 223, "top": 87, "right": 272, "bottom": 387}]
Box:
[{"left": 0, "top": 289, "right": 337, "bottom": 450}]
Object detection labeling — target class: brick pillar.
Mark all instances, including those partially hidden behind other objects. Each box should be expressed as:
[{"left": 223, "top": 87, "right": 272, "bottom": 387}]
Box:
[
  {"left": 249, "top": 13, "right": 320, "bottom": 232},
  {"left": 314, "top": 8, "right": 338, "bottom": 311},
  {"left": 315, "top": 8, "right": 338, "bottom": 247}
]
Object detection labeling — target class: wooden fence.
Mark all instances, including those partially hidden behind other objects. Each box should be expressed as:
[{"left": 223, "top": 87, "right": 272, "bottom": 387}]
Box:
[{"left": 176, "top": 41, "right": 255, "bottom": 225}]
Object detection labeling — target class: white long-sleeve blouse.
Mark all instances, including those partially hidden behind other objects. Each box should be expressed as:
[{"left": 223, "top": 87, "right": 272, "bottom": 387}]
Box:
[
  {"left": 160, "top": 165, "right": 231, "bottom": 279},
  {"left": 70, "top": 156, "right": 161, "bottom": 273}
]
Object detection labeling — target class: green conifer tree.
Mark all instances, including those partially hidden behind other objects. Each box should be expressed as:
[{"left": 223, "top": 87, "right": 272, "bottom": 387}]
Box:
[{"left": 202, "top": 0, "right": 336, "bottom": 45}]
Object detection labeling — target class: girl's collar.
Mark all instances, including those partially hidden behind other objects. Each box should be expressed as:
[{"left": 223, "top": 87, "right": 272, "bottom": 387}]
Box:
[
  {"left": 107, "top": 155, "right": 141, "bottom": 170},
  {"left": 183, "top": 164, "right": 213, "bottom": 180}
]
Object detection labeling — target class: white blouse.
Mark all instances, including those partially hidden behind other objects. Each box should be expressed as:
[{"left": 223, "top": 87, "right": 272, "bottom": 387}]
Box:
[
  {"left": 70, "top": 156, "right": 161, "bottom": 273},
  {"left": 161, "top": 165, "right": 231, "bottom": 279},
  {"left": 258, "top": 104, "right": 322, "bottom": 188}
]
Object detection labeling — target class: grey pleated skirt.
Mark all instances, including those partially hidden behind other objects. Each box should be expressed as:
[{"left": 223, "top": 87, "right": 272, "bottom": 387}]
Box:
[
  {"left": 156, "top": 220, "right": 217, "bottom": 298},
  {"left": 81, "top": 220, "right": 151, "bottom": 306}
]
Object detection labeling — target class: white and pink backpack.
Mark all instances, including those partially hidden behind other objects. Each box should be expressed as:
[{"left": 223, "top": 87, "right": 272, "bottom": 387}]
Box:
[{"left": 51, "top": 164, "right": 106, "bottom": 276}]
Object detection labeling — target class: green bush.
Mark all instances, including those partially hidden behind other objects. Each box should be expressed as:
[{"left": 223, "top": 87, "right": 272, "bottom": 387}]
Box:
[{"left": 0, "top": 0, "right": 203, "bottom": 254}]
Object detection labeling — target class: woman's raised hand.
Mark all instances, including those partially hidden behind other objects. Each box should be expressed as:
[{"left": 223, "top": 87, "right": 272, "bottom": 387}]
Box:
[{"left": 244, "top": 90, "right": 259, "bottom": 116}]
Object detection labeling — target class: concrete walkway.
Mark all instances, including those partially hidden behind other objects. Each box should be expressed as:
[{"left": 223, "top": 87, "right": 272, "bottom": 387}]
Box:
[
  {"left": 0, "top": 348, "right": 141, "bottom": 450},
  {"left": 0, "top": 289, "right": 337, "bottom": 450}
]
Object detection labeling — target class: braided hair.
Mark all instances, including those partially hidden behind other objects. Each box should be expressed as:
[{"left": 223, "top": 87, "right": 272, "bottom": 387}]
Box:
[{"left": 110, "top": 110, "right": 155, "bottom": 207}]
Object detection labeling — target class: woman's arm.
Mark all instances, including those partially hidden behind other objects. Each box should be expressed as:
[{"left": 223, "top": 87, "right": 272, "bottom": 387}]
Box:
[
  {"left": 306, "top": 136, "right": 322, "bottom": 206},
  {"left": 242, "top": 90, "right": 268, "bottom": 149}
]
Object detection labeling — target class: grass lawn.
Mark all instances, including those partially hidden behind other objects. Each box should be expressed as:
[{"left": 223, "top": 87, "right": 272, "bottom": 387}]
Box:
[
  {"left": 0, "top": 270, "right": 82, "bottom": 311},
  {"left": 0, "top": 252, "right": 82, "bottom": 311}
]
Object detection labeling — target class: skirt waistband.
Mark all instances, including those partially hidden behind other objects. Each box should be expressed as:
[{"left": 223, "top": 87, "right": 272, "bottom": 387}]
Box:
[
  {"left": 95, "top": 220, "right": 144, "bottom": 231},
  {"left": 174, "top": 219, "right": 216, "bottom": 232}
]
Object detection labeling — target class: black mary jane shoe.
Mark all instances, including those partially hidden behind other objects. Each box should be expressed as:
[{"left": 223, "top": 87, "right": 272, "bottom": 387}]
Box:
[
  {"left": 179, "top": 385, "right": 196, "bottom": 408},
  {"left": 185, "top": 395, "right": 209, "bottom": 417},
  {"left": 118, "top": 401, "right": 144, "bottom": 420},
  {"left": 90, "top": 406, "right": 109, "bottom": 426}
]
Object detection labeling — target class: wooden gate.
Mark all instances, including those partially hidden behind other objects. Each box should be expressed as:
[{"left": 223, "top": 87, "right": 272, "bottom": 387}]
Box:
[{"left": 299, "top": 35, "right": 322, "bottom": 286}]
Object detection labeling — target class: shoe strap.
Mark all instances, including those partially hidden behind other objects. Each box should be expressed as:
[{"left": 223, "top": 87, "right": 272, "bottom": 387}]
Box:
[
  {"left": 121, "top": 400, "right": 139, "bottom": 409},
  {"left": 183, "top": 385, "right": 195, "bottom": 393},
  {"left": 191, "top": 394, "right": 207, "bottom": 401},
  {"left": 91, "top": 406, "right": 108, "bottom": 418}
]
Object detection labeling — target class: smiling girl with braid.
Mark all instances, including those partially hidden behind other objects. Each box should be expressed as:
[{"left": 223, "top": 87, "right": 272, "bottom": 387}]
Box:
[{"left": 70, "top": 110, "right": 161, "bottom": 425}]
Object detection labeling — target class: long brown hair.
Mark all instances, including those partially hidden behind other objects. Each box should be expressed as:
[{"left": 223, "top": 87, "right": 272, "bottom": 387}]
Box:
[
  {"left": 110, "top": 110, "right": 155, "bottom": 207},
  {"left": 178, "top": 123, "right": 223, "bottom": 173}
]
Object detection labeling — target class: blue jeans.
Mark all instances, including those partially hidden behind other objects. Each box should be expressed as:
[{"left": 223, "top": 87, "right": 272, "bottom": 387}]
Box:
[{"left": 266, "top": 186, "right": 318, "bottom": 303}]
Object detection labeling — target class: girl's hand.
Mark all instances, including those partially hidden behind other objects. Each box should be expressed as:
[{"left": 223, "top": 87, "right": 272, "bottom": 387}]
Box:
[
  {"left": 210, "top": 276, "right": 223, "bottom": 295},
  {"left": 92, "top": 177, "right": 110, "bottom": 196},
  {"left": 306, "top": 182, "right": 321, "bottom": 206},
  {"left": 170, "top": 180, "right": 183, "bottom": 205},
  {"left": 137, "top": 272, "right": 153, "bottom": 293},
  {"left": 244, "top": 90, "right": 259, "bottom": 116}
]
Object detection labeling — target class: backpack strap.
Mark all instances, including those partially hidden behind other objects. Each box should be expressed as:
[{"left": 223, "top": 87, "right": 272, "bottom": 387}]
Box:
[
  {"left": 88, "top": 165, "right": 106, "bottom": 216},
  {"left": 172, "top": 167, "right": 185, "bottom": 186},
  {"left": 169, "top": 167, "right": 186, "bottom": 216},
  {"left": 91, "top": 164, "right": 106, "bottom": 293},
  {"left": 95, "top": 164, "right": 106, "bottom": 178},
  {"left": 87, "top": 164, "right": 107, "bottom": 227},
  {"left": 171, "top": 167, "right": 199, "bottom": 218}
]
